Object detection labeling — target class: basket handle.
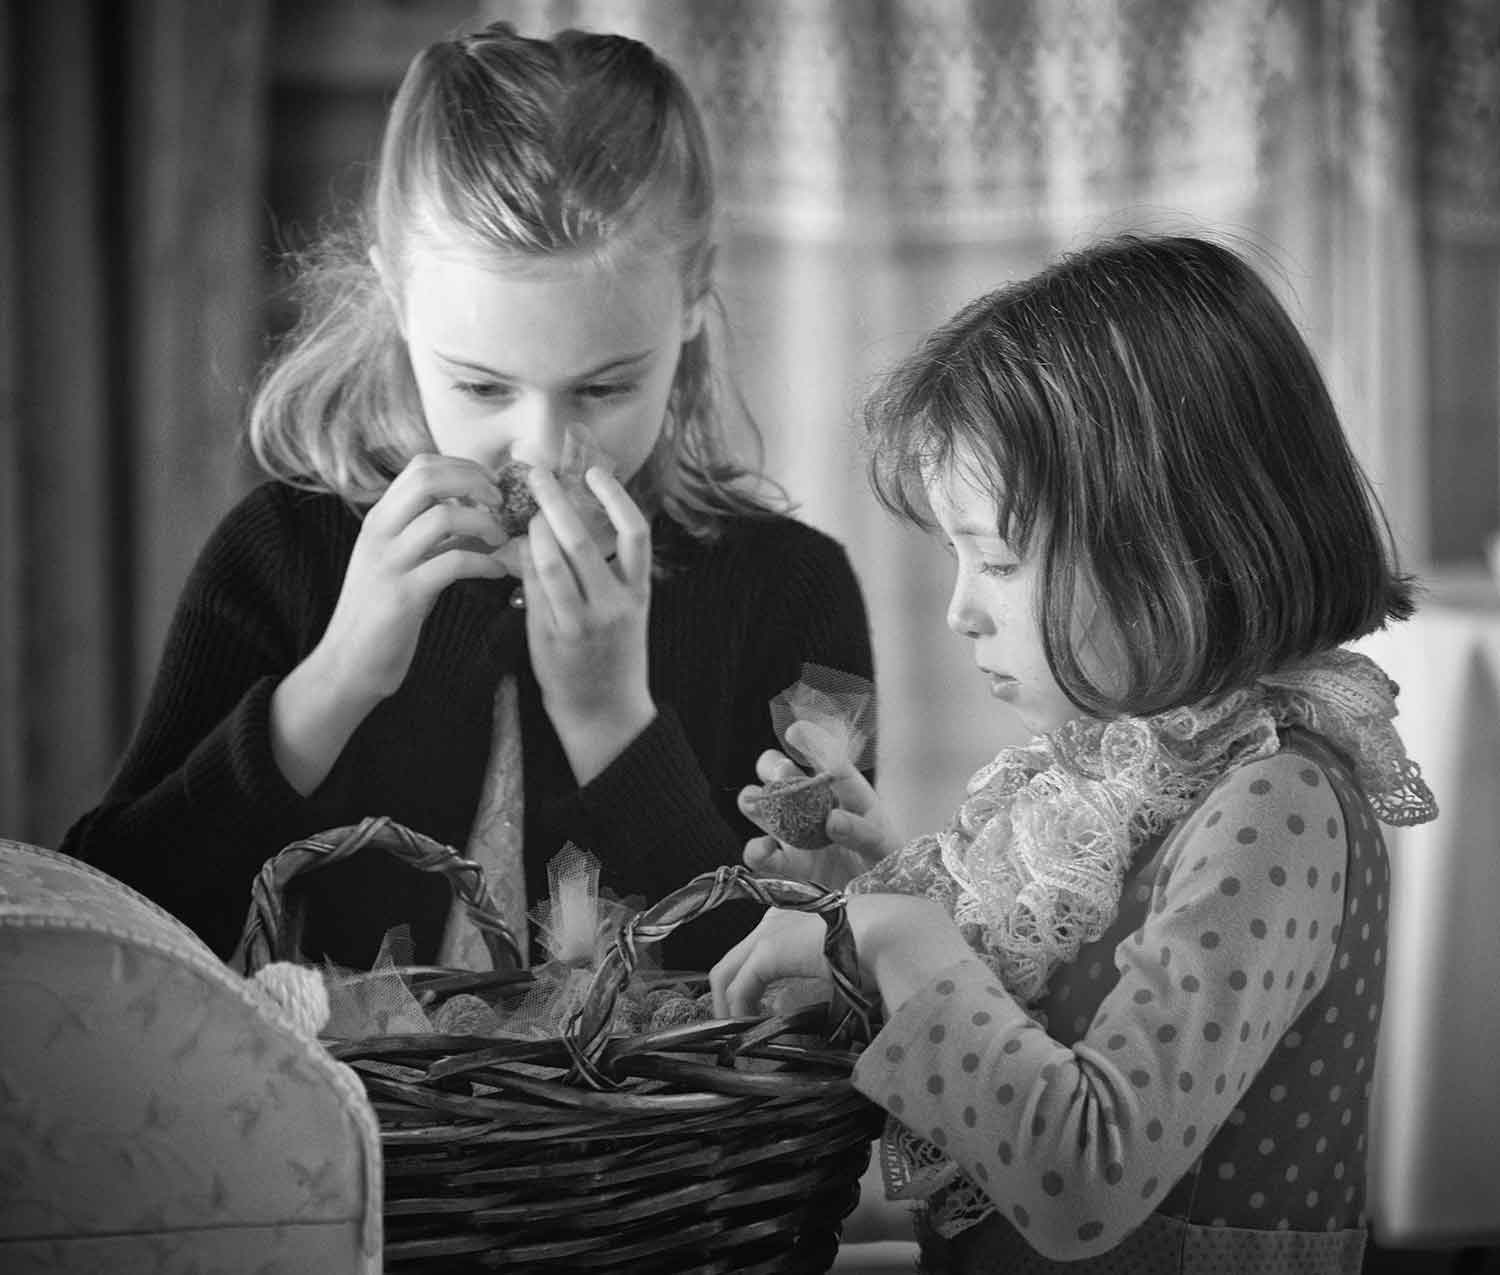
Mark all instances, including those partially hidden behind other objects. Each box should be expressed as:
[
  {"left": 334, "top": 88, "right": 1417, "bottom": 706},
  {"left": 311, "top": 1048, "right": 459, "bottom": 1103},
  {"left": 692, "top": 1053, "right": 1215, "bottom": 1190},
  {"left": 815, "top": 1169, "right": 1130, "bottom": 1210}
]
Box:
[
  {"left": 230, "top": 816, "right": 523, "bottom": 976},
  {"left": 563, "top": 864, "right": 877, "bottom": 1087}
]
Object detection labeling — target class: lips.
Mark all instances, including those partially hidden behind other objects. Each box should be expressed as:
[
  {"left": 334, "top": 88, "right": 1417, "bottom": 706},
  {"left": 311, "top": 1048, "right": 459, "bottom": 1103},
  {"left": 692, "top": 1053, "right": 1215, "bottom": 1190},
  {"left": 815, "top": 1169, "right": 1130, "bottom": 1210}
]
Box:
[{"left": 983, "top": 669, "right": 1018, "bottom": 698}]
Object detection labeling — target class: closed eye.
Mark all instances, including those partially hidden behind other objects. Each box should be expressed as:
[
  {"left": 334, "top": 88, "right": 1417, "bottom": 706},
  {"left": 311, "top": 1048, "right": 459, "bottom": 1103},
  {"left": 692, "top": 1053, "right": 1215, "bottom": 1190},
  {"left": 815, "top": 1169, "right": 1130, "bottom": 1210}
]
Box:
[
  {"left": 938, "top": 535, "right": 1017, "bottom": 578},
  {"left": 453, "top": 379, "right": 514, "bottom": 402},
  {"left": 577, "top": 381, "right": 639, "bottom": 401}
]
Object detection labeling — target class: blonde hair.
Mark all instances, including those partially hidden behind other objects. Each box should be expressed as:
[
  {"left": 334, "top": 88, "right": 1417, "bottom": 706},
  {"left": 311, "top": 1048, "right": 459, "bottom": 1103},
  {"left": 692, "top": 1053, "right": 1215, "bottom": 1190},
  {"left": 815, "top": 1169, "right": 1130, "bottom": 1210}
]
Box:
[{"left": 250, "top": 21, "right": 784, "bottom": 536}]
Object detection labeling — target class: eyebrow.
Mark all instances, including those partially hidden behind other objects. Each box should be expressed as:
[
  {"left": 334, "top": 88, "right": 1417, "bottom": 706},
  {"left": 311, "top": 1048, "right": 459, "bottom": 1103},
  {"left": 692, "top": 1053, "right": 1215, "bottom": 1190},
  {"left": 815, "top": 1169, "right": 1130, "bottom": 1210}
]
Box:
[
  {"left": 434, "top": 349, "right": 655, "bottom": 380},
  {"left": 950, "top": 523, "right": 1007, "bottom": 539}
]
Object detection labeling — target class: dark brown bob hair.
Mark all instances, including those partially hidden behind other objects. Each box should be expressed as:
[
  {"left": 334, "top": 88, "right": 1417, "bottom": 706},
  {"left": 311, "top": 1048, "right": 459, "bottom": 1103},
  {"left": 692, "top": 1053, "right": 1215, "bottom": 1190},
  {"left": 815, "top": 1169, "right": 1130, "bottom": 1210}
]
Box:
[{"left": 864, "top": 233, "right": 1415, "bottom": 718}]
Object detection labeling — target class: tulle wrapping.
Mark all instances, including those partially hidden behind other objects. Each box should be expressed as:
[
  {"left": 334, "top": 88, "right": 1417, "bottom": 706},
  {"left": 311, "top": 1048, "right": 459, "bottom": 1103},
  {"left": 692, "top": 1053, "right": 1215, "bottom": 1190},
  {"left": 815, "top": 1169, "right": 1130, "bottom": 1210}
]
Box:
[
  {"left": 313, "top": 844, "right": 824, "bottom": 1046},
  {"left": 317, "top": 846, "right": 714, "bottom": 1043},
  {"left": 742, "top": 663, "right": 878, "bottom": 849}
]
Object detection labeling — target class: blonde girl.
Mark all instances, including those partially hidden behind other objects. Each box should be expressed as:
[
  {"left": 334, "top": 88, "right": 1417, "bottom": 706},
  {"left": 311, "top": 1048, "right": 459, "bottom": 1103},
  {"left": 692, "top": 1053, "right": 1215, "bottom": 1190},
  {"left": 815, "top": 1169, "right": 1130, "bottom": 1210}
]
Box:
[{"left": 65, "top": 22, "right": 873, "bottom": 974}]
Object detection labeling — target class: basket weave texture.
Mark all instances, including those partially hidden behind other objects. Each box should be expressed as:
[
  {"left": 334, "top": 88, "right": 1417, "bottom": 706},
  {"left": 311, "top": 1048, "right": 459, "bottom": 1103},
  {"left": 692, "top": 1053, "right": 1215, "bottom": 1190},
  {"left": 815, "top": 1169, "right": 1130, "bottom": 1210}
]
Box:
[{"left": 234, "top": 817, "right": 886, "bottom": 1273}]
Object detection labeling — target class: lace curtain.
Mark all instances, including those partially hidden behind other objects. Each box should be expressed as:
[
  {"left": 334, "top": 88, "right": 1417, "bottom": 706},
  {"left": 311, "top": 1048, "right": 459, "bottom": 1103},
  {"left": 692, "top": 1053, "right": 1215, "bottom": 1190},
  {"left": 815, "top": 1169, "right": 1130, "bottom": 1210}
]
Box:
[
  {"left": 496, "top": 0, "right": 1498, "bottom": 240},
  {"left": 488, "top": 0, "right": 1500, "bottom": 835}
]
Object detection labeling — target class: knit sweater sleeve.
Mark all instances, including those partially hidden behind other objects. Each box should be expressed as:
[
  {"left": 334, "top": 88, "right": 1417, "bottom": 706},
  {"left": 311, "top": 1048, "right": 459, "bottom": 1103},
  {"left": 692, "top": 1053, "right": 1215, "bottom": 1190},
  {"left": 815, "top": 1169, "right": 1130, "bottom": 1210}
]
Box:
[
  {"left": 59, "top": 484, "right": 350, "bottom": 955},
  {"left": 559, "top": 519, "right": 875, "bottom": 905},
  {"left": 850, "top": 750, "right": 1349, "bottom": 1261}
]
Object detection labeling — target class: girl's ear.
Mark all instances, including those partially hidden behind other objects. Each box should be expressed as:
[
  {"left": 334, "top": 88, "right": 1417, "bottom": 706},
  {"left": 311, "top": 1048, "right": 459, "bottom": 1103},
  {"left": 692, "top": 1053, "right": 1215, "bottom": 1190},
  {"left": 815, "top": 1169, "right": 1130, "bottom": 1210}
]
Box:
[{"left": 369, "top": 245, "right": 406, "bottom": 338}]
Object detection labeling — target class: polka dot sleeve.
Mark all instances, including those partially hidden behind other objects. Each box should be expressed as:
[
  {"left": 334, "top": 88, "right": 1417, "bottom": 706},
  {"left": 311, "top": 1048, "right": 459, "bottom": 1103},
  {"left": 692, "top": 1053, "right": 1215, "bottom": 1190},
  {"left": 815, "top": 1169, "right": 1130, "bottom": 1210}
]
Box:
[{"left": 851, "top": 751, "right": 1349, "bottom": 1260}]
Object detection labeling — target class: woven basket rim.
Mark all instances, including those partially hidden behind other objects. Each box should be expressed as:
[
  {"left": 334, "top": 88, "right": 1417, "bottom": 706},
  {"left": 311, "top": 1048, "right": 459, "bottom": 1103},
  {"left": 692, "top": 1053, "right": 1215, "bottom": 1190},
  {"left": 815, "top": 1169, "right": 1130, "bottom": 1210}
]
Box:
[{"left": 236, "top": 818, "right": 887, "bottom": 1271}]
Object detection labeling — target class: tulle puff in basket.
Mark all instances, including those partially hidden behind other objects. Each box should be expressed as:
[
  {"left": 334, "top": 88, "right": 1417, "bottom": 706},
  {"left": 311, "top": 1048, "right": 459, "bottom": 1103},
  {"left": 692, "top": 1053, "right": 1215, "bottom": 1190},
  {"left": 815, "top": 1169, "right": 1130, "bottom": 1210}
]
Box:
[{"left": 233, "top": 817, "right": 886, "bottom": 1273}]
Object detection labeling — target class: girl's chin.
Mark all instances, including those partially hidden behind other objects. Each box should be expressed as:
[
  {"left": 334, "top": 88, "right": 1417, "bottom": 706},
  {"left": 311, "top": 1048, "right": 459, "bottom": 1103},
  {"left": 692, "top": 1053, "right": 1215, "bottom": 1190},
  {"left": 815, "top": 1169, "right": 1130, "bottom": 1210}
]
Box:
[
  {"left": 496, "top": 537, "right": 529, "bottom": 579},
  {"left": 994, "top": 692, "right": 1084, "bottom": 738}
]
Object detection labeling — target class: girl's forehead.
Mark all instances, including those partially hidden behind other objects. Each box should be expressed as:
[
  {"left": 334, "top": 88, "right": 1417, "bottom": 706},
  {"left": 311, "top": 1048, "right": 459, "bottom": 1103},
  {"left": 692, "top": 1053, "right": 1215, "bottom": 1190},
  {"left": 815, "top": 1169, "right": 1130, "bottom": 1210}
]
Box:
[
  {"left": 922, "top": 450, "right": 1003, "bottom": 528},
  {"left": 396, "top": 239, "right": 690, "bottom": 390},
  {"left": 403, "top": 243, "right": 683, "bottom": 329}
]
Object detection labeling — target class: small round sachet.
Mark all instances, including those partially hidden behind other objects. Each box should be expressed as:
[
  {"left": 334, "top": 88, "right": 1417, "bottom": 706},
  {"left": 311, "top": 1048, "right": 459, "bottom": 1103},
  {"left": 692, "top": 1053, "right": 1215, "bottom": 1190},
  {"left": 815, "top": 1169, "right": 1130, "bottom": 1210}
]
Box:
[{"left": 741, "top": 664, "right": 877, "bottom": 851}]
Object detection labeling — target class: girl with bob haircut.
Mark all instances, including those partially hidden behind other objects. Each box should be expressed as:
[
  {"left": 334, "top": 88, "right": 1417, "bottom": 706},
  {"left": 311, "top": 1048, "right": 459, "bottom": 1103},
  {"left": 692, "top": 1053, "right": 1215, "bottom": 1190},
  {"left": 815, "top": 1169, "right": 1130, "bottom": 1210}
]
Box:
[
  {"left": 715, "top": 234, "right": 1436, "bottom": 1272},
  {"left": 63, "top": 20, "right": 873, "bottom": 976}
]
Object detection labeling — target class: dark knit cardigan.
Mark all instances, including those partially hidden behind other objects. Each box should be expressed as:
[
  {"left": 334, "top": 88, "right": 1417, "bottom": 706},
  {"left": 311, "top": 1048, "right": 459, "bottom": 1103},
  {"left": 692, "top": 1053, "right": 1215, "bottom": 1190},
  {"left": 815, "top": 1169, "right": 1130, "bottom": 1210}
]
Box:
[{"left": 61, "top": 481, "right": 875, "bottom": 973}]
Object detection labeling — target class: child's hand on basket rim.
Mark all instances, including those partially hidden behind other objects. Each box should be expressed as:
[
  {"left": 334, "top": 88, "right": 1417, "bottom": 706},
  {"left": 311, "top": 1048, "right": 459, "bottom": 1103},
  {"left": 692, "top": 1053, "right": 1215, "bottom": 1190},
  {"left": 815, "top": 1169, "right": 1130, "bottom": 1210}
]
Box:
[
  {"left": 738, "top": 720, "right": 899, "bottom": 889},
  {"left": 709, "top": 893, "right": 974, "bottom": 1020}
]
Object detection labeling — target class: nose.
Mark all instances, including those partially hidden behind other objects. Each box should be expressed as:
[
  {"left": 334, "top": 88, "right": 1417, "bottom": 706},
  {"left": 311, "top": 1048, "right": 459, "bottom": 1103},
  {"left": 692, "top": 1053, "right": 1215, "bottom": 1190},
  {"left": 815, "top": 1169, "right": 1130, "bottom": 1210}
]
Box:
[
  {"left": 505, "top": 394, "right": 573, "bottom": 472},
  {"left": 945, "top": 574, "right": 990, "bottom": 640}
]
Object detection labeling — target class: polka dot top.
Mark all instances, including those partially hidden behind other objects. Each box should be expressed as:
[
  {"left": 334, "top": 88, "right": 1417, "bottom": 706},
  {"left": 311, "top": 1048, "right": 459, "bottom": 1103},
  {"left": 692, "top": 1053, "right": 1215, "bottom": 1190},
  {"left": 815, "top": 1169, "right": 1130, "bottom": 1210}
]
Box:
[{"left": 851, "top": 730, "right": 1387, "bottom": 1274}]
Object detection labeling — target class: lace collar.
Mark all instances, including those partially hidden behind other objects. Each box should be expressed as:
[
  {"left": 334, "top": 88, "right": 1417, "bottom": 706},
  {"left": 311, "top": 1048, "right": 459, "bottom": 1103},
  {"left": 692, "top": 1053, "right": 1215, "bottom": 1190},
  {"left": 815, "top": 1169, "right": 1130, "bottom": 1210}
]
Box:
[
  {"left": 855, "top": 647, "right": 1437, "bottom": 1006},
  {"left": 947, "top": 647, "right": 1434, "bottom": 1003}
]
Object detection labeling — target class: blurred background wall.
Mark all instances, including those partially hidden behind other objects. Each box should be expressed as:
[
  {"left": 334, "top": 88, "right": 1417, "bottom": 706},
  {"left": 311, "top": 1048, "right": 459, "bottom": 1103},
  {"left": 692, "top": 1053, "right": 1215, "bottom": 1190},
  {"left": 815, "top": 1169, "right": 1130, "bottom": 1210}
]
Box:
[{"left": 3, "top": 0, "right": 1498, "bottom": 854}]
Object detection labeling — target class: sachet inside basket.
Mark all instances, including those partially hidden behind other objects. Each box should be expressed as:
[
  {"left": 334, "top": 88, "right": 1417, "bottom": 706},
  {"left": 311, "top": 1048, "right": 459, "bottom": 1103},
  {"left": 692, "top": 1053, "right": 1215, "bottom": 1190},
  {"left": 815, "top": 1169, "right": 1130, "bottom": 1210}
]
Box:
[
  {"left": 234, "top": 816, "right": 887, "bottom": 1273},
  {"left": 314, "top": 844, "right": 724, "bottom": 1042}
]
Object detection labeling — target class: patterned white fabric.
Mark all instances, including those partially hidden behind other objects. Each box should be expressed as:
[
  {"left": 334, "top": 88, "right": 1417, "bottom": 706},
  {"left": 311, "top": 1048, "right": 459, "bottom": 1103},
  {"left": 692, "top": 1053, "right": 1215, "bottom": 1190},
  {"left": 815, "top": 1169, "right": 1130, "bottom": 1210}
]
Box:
[
  {"left": 0, "top": 839, "right": 382, "bottom": 1273},
  {"left": 439, "top": 674, "right": 529, "bottom": 970},
  {"left": 491, "top": 0, "right": 1500, "bottom": 240}
]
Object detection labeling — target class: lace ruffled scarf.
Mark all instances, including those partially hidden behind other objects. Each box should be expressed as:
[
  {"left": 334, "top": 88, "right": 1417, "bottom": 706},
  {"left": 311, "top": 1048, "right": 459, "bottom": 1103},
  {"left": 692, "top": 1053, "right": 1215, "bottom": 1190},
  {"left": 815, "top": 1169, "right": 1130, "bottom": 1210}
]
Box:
[{"left": 847, "top": 647, "right": 1437, "bottom": 1237}]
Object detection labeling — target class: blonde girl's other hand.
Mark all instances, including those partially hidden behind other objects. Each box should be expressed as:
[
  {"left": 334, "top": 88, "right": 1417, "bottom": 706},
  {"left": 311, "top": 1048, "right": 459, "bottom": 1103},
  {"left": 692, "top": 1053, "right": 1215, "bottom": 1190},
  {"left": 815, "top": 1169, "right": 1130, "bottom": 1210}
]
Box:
[
  {"left": 315, "top": 453, "right": 510, "bottom": 700},
  {"left": 522, "top": 465, "right": 656, "bottom": 783}
]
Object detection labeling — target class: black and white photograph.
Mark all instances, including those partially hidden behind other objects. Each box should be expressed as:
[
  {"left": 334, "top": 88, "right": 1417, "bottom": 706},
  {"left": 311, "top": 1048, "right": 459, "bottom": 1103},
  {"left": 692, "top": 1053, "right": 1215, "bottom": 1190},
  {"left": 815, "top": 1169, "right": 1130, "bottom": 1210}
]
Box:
[{"left": 2, "top": 2, "right": 1498, "bottom": 1272}]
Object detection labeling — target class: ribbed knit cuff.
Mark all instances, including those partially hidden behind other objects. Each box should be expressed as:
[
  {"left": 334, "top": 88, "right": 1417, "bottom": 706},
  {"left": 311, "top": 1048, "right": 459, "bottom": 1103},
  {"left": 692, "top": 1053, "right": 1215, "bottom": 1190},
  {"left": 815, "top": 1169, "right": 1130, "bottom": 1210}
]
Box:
[{"left": 567, "top": 705, "right": 740, "bottom": 898}]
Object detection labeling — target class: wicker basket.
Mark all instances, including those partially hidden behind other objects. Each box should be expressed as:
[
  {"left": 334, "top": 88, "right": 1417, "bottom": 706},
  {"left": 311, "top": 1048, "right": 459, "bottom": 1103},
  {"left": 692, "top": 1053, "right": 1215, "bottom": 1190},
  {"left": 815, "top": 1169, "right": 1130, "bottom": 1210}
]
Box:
[{"left": 234, "top": 816, "right": 886, "bottom": 1273}]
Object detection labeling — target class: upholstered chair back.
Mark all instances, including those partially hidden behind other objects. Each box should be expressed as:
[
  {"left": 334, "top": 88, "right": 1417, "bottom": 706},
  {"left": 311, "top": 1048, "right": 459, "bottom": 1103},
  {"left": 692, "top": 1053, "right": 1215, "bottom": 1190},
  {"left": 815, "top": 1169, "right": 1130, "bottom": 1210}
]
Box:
[{"left": 0, "top": 839, "right": 381, "bottom": 1273}]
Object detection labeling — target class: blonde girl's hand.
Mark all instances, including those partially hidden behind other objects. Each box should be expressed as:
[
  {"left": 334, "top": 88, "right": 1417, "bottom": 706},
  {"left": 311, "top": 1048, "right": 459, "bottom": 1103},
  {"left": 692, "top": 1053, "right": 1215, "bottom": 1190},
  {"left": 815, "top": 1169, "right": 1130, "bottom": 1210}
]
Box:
[
  {"left": 521, "top": 465, "right": 655, "bottom": 785},
  {"left": 739, "top": 720, "right": 900, "bottom": 887},
  {"left": 316, "top": 453, "right": 510, "bottom": 699},
  {"left": 709, "top": 893, "right": 974, "bottom": 1019}
]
